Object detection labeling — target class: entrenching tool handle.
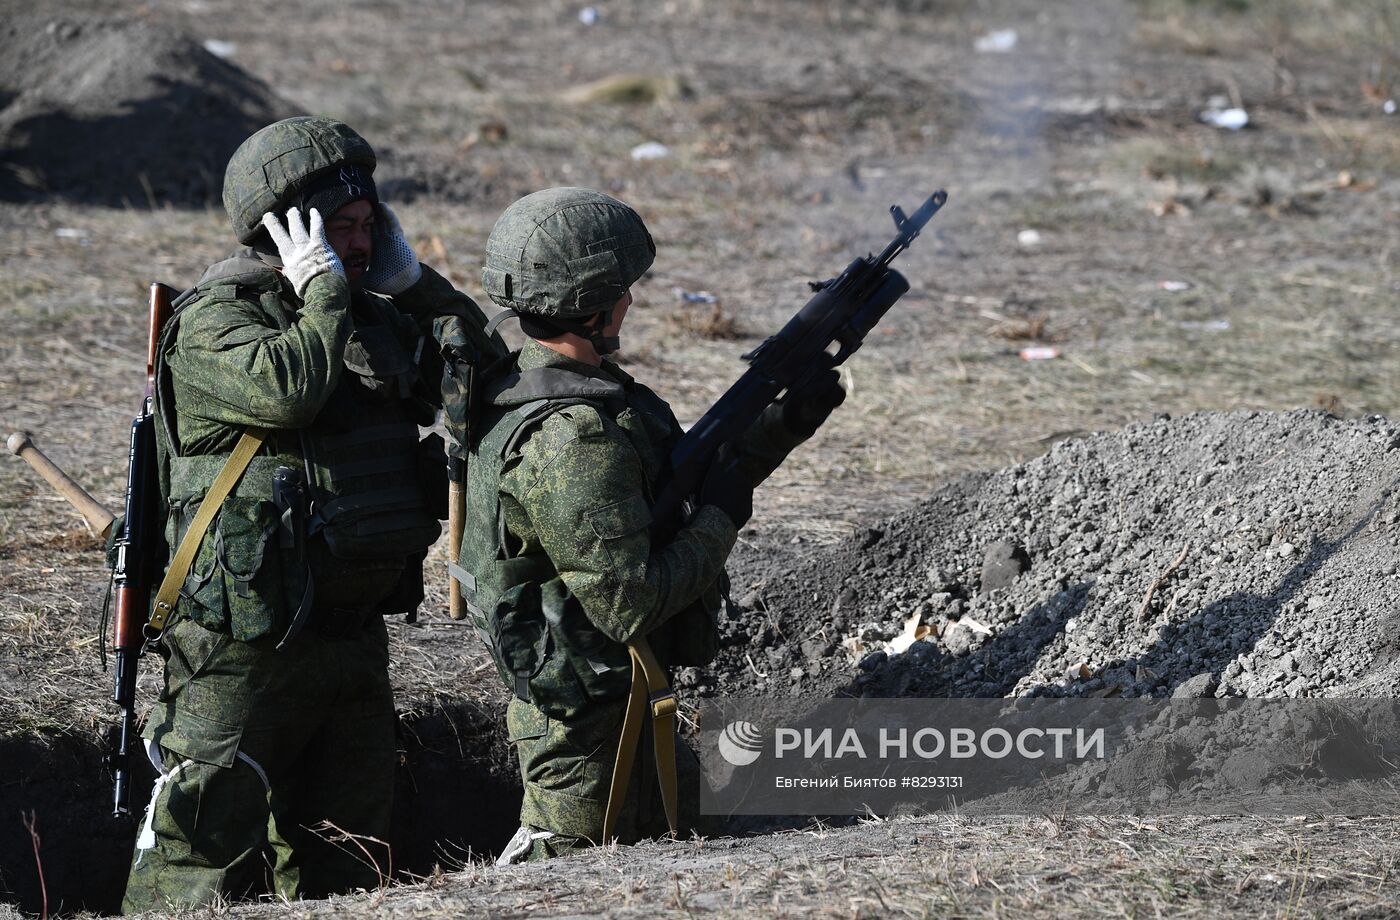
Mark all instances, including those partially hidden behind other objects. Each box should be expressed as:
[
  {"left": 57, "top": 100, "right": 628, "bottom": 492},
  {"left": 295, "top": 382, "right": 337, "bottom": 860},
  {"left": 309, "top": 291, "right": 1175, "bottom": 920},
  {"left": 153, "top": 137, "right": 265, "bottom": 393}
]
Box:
[
  {"left": 7, "top": 430, "right": 116, "bottom": 539},
  {"left": 448, "top": 471, "right": 467, "bottom": 620}
]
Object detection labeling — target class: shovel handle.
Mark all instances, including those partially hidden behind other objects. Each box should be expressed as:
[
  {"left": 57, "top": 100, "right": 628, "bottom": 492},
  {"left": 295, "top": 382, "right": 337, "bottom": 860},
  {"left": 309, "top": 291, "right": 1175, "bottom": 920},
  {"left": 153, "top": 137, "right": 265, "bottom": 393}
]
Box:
[{"left": 7, "top": 431, "right": 116, "bottom": 539}]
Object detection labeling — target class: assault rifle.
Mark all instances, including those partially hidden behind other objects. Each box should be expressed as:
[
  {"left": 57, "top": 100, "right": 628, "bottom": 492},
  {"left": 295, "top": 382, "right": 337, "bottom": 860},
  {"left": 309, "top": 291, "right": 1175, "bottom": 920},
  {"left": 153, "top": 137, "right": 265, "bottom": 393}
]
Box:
[
  {"left": 8, "top": 285, "right": 174, "bottom": 816},
  {"left": 107, "top": 282, "right": 175, "bottom": 816},
  {"left": 651, "top": 190, "right": 947, "bottom": 532}
]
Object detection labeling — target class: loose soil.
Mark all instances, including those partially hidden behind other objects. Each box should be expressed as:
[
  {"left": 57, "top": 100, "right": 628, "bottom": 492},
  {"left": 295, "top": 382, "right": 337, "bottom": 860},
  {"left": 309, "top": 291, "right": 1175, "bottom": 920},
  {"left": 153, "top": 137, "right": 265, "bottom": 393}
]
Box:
[
  {"left": 0, "top": 15, "right": 296, "bottom": 207},
  {"left": 712, "top": 410, "right": 1400, "bottom": 704},
  {"left": 2, "top": 0, "right": 1399, "bottom": 916}
]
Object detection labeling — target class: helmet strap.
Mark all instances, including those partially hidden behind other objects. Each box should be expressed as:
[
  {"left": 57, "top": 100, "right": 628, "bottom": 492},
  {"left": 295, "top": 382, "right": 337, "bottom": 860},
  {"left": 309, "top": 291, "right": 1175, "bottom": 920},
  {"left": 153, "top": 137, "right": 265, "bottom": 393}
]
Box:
[
  {"left": 511, "top": 309, "right": 619, "bottom": 355},
  {"left": 484, "top": 308, "right": 520, "bottom": 339},
  {"left": 588, "top": 308, "right": 619, "bottom": 356}
]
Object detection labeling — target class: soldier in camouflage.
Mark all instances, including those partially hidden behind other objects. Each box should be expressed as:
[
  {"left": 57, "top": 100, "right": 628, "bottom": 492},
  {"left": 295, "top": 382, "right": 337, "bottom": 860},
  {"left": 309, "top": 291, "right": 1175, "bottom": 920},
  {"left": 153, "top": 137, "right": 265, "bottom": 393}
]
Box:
[
  {"left": 458, "top": 187, "right": 845, "bottom": 862},
  {"left": 121, "top": 116, "right": 505, "bottom": 911}
]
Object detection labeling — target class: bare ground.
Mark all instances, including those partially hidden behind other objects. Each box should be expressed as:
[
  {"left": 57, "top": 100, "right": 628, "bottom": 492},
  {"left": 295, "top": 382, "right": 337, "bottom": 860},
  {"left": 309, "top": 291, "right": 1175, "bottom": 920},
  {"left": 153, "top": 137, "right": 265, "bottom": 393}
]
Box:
[{"left": 2, "top": 0, "right": 1399, "bottom": 915}]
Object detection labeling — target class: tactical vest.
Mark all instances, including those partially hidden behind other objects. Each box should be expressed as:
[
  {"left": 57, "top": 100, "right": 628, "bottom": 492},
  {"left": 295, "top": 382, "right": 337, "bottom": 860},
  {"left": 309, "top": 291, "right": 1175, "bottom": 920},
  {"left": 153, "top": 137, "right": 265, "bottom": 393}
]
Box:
[
  {"left": 457, "top": 356, "right": 722, "bottom": 721},
  {"left": 153, "top": 252, "right": 444, "bottom": 642}
]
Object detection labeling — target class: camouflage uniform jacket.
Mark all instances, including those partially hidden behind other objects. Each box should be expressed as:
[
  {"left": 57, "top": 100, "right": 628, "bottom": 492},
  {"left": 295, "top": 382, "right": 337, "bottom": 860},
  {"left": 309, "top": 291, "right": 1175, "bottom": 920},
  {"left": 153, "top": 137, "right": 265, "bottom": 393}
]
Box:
[
  {"left": 156, "top": 251, "right": 505, "bottom": 638},
  {"left": 461, "top": 339, "right": 807, "bottom": 718}
]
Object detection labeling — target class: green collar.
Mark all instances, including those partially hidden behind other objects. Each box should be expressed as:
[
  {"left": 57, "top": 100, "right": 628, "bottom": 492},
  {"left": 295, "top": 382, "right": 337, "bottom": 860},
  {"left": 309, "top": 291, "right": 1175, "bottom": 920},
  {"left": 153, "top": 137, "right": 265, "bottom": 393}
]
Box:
[
  {"left": 486, "top": 340, "right": 631, "bottom": 407},
  {"left": 517, "top": 339, "right": 635, "bottom": 387}
]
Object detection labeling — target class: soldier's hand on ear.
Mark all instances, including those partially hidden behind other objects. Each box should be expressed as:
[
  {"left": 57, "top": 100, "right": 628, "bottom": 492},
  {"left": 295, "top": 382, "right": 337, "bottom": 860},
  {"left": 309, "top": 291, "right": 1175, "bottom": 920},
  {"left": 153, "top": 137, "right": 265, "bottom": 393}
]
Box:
[
  {"left": 261, "top": 206, "right": 345, "bottom": 296},
  {"left": 781, "top": 367, "right": 846, "bottom": 437},
  {"left": 364, "top": 204, "right": 423, "bottom": 295},
  {"left": 700, "top": 456, "right": 753, "bottom": 530}
]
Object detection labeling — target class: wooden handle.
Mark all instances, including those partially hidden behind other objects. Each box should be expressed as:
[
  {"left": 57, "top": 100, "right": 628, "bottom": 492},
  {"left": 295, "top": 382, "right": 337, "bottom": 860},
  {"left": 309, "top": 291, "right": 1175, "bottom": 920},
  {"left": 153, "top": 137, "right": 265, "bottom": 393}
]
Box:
[
  {"left": 148, "top": 283, "right": 176, "bottom": 389},
  {"left": 448, "top": 480, "right": 467, "bottom": 620},
  {"left": 7, "top": 431, "right": 116, "bottom": 539}
]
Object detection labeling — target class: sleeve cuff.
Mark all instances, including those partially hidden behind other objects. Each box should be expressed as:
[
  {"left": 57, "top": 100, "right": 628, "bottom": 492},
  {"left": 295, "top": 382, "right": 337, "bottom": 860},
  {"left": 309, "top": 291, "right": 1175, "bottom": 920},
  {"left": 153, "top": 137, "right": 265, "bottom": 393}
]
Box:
[
  {"left": 301, "top": 271, "right": 350, "bottom": 310},
  {"left": 390, "top": 263, "right": 451, "bottom": 315},
  {"left": 690, "top": 503, "right": 740, "bottom": 552}
]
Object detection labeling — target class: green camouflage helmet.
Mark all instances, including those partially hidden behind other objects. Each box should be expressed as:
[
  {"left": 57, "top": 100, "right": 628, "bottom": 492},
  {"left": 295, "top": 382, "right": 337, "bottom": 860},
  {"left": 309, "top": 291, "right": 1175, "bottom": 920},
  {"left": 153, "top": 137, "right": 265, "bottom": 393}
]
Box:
[
  {"left": 222, "top": 116, "right": 377, "bottom": 245},
  {"left": 482, "top": 187, "right": 655, "bottom": 319}
]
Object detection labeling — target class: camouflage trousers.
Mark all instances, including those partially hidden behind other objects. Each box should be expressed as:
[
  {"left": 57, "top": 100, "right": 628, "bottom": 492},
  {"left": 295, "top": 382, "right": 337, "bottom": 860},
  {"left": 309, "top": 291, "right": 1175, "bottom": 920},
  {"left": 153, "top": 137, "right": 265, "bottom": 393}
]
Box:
[
  {"left": 502, "top": 695, "right": 703, "bottom": 861},
  {"left": 122, "top": 615, "right": 396, "bottom": 912}
]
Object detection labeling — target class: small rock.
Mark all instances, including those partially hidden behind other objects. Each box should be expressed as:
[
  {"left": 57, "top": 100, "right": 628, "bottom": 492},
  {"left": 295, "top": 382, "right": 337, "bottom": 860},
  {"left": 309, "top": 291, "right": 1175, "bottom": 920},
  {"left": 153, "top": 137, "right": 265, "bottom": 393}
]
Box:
[
  {"left": 942, "top": 621, "right": 990, "bottom": 656},
  {"left": 789, "top": 667, "right": 806, "bottom": 681},
  {"left": 1306, "top": 596, "right": 1325, "bottom": 612},
  {"left": 1276, "top": 542, "right": 1297, "bottom": 558},
  {"left": 1171, "top": 673, "right": 1218, "bottom": 699},
  {"left": 927, "top": 592, "right": 954, "bottom": 611},
  {"left": 979, "top": 540, "right": 1031, "bottom": 594}
]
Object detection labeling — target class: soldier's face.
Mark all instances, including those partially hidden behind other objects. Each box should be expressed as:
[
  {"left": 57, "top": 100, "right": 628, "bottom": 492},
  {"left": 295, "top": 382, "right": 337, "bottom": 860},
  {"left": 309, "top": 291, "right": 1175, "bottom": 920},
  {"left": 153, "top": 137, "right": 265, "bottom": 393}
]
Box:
[
  {"left": 324, "top": 199, "right": 375, "bottom": 286},
  {"left": 604, "top": 290, "right": 632, "bottom": 336}
]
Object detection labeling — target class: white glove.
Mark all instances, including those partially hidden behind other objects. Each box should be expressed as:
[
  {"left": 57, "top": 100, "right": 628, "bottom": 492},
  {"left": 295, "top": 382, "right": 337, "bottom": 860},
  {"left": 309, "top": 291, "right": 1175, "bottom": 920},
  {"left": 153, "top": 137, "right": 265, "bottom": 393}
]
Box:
[
  {"left": 261, "top": 206, "right": 344, "bottom": 297},
  {"left": 364, "top": 203, "right": 423, "bottom": 295}
]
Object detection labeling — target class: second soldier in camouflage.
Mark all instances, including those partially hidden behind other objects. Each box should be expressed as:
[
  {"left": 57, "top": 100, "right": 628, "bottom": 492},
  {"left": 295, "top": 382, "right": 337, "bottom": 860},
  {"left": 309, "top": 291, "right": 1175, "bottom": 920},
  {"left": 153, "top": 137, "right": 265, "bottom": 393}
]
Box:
[{"left": 459, "top": 187, "right": 845, "bottom": 862}]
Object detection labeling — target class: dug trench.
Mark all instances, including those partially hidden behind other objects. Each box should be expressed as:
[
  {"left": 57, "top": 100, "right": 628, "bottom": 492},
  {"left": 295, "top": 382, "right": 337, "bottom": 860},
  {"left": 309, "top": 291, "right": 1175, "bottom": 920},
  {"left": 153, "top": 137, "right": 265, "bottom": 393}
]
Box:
[
  {"left": 6, "top": 408, "right": 1400, "bottom": 913},
  {"left": 0, "top": 702, "right": 521, "bottom": 915}
]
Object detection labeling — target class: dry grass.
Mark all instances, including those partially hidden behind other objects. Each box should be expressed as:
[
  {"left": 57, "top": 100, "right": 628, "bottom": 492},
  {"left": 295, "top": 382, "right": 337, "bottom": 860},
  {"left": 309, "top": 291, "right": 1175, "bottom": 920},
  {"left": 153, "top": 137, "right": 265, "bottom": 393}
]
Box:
[
  {"left": 663, "top": 300, "right": 745, "bottom": 341},
  {"left": 987, "top": 313, "right": 1055, "bottom": 343},
  {"left": 191, "top": 814, "right": 1400, "bottom": 920}
]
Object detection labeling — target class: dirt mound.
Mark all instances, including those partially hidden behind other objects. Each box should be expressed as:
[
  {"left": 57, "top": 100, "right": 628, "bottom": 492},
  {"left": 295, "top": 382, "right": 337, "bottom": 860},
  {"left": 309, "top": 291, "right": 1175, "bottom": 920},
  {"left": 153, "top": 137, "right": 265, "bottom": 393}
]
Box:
[
  {"left": 0, "top": 15, "right": 294, "bottom": 206},
  {"left": 710, "top": 410, "right": 1400, "bottom": 702}
]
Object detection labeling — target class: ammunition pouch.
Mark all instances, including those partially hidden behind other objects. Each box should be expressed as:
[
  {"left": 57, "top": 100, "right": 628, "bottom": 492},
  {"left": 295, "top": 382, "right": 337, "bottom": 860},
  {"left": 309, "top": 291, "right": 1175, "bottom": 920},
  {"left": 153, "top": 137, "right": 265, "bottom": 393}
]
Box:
[
  {"left": 436, "top": 310, "right": 487, "bottom": 458},
  {"left": 170, "top": 489, "right": 305, "bottom": 643},
  {"left": 462, "top": 555, "right": 631, "bottom": 721},
  {"left": 536, "top": 579, "right": 633, "bottom": 718},
  {"left": 314, "top": 423, "right": 442, "bottom": 560}
]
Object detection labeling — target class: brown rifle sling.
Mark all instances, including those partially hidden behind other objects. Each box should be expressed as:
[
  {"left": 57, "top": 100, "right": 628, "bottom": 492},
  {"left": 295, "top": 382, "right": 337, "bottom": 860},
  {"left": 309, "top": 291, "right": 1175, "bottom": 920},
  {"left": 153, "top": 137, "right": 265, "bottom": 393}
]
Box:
[
  {"left": 145, "top": 427, "right": 268, "bottom": 639},
  {"left": 602, "top": 636, "right": 679, "bottom": 842}
]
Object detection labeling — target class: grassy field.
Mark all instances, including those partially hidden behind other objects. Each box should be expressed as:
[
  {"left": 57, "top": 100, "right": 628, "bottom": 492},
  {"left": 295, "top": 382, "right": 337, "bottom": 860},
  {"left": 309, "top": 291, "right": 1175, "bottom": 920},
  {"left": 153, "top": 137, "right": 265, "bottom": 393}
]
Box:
[{"left": 1, "top": 0, "right": 1398, "bottom": 914}]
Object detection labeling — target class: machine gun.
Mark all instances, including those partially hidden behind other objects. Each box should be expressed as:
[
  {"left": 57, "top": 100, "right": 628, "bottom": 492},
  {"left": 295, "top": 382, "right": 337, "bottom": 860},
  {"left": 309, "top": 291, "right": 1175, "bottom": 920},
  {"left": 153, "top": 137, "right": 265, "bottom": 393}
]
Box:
[{"left": 651, "top": 190, "right": 947, "bottom": 532}]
